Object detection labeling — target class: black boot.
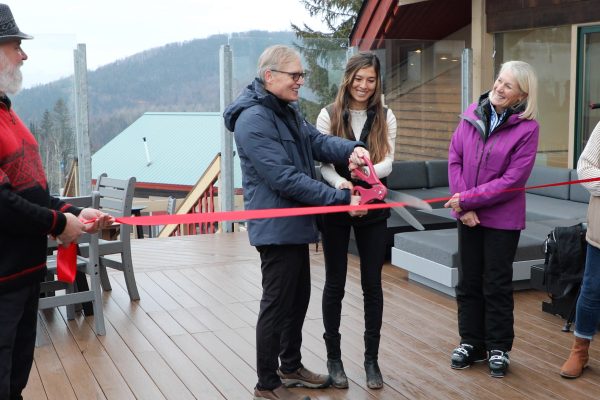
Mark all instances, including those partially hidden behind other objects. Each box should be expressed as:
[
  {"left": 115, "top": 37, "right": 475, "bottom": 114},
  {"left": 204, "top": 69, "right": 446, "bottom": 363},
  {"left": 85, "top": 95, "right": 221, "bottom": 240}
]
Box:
[
  {"left": 327, "top": 359, "right": 348, "bottom": 389},
  {"left": 364, "top": 335, "right": 383, "bottom": 389},
  {"left": 324, "top": 334, "right": 348, "bottom": 388}
]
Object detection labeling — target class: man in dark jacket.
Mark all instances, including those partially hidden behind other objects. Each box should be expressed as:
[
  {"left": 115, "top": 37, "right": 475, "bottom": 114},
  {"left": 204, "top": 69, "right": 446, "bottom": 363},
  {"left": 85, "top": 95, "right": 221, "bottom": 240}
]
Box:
[
  {"left": 224, "top": 45, "right": 368, "bottom": 400},
  {"left": 0, "top": 5, "right": 112, "bottom": 399}
]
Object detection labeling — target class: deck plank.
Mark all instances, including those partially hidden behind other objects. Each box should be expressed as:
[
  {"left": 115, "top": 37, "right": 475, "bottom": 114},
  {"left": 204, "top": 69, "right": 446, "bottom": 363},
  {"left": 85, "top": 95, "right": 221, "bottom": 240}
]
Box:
[
  {"left": 43, "top": 309, "right": 108, "bottom": 400},
  {"left": 26, "top": 232, "right": 600, "bottom": 399},
  {"left": 22, "top": 361, "right": 48, "bottom": 400}
]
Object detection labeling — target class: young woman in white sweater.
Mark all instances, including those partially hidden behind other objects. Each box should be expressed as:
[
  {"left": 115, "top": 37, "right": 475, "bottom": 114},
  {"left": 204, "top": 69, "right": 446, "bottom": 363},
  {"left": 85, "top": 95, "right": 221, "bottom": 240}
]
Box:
[{"left": 316, "top": 52, "right": 396, "bottom": 390}]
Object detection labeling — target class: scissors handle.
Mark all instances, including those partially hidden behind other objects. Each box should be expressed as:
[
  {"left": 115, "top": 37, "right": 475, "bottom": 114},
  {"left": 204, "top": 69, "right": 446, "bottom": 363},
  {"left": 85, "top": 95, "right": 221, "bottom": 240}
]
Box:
[{"left": 351, "top": 157, "right": 387, "bottom": 204}]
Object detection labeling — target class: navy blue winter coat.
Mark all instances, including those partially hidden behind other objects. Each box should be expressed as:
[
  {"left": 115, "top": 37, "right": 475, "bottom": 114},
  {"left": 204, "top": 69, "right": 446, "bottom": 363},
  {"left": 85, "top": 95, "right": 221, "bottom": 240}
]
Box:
[{"left": 223, "top": 78, "right": 361, "bottom": 246}]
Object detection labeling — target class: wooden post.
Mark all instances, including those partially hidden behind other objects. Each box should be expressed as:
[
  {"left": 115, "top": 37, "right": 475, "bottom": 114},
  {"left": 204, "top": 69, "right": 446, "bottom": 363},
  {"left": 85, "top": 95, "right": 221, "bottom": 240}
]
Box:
[
  {"left": 74, "top": 43, "right": 92, "bottom": 195},
  {"left": 220, "top": 44, "right": 234, "bottom": 232}
]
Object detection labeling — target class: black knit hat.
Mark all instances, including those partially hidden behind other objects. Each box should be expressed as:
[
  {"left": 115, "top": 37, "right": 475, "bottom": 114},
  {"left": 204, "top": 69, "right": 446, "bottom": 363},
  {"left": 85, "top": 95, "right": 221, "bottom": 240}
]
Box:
[{"left": 0, "top": 4, "right": 32, "bottom": 42}]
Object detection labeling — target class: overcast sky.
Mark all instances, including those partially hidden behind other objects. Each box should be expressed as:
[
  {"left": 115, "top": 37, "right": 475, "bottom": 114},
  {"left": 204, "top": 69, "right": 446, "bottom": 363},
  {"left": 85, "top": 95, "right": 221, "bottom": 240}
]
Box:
[{"left": 11, "top": 0, "right": 328, "bottom": 88}]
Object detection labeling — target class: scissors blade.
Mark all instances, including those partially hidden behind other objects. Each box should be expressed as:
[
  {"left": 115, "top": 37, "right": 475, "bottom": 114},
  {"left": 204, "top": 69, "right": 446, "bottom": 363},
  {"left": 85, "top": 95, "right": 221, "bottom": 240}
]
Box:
[
  {"left": 386, "top": 190, "right": 432, "bottom": 211},
  {"left": 389, "top": 205, "right": 425, "bottom": 231}
]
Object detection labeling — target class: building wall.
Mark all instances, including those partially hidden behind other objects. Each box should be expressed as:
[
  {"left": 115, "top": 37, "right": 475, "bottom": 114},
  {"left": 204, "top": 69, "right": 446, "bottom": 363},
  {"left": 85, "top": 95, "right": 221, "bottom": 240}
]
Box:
[
  {"left": 476, "top": 0, "right": 600, "bottom": 167},
  {"left": 486, "top": 0, "right": 600, "bottom": 32}
]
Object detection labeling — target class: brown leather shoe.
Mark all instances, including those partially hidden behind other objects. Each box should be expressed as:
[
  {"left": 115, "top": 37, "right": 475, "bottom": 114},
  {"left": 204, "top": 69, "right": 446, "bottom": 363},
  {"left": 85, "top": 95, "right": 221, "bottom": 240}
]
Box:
[
  {"left": 277, "top": 366, "right": 332, "bottom": 388},
  {"left": 253, "top": 385, "right": 310, "bottom": 400}
]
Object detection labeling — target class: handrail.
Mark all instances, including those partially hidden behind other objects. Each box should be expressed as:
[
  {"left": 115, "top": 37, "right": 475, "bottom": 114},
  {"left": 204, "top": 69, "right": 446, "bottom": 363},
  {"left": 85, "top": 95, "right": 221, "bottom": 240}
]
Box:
[{"left": 158, "top": 153, "right": 221, "bottom": 237}]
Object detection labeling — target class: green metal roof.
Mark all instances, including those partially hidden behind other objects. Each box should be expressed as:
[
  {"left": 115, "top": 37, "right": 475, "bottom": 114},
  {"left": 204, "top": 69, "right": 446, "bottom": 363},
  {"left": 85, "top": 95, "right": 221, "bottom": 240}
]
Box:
[{"left": 92, "top": 112, "right": 241, "bottom": 187}]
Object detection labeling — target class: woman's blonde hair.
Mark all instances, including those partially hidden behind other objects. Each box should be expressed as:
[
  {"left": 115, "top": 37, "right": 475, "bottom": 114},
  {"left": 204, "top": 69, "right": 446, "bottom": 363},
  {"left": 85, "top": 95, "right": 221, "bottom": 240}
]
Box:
[
  {"left": 493, "top": 60, "right": 538, "bottom": 120},
  {"left": 329, "top": 52, "right": 390, "bottom": 164}
]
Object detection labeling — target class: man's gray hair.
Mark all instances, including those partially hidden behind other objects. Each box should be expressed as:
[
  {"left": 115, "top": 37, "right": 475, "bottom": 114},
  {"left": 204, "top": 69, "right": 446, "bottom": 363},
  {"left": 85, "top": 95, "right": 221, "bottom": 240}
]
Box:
[{"left": 257, "top": 45, "right": 301, "bottom": 81}]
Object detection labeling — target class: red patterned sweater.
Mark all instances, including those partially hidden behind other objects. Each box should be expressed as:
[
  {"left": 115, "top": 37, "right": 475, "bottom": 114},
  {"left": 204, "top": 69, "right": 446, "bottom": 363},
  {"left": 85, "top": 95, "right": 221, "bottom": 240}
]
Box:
[{"left": 0, "top": 96, "right": 80, "bottom": 292}]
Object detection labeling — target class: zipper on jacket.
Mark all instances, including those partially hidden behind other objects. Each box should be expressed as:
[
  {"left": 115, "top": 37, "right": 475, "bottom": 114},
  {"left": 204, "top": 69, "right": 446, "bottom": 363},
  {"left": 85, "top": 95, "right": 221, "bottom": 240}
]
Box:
[
  {"left": 8, "top": 109, "right": 15, "bottom": 124},
  {"left": 484, "top": 135, "right": 499, "bottom": 167},
  {"left": 474, "top": 137, "right": 485, "bottom": 185}
]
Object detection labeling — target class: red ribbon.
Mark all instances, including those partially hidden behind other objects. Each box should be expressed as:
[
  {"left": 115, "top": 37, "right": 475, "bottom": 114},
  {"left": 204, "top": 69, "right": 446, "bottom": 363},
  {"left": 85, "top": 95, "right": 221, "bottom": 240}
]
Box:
[
  {"left": 114, "top": 176, "right": 600, "bottom": 225},
  {"left": 56, "top": 243, "right": 78, "bottom": 283},
  {"left": 53, "top": 218, "right": 97, "bottom": 283},
  {"left": 53, "top": 177, "right": 598, "bottom": 281},
  {"left": 114, "top": 176, "right": 600, "bottom": 226}
]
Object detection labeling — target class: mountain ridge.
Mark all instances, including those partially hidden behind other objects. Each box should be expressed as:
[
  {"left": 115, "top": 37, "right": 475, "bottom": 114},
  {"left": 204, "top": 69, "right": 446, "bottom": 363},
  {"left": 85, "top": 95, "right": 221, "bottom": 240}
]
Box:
[{"left": 13, "top": 30, "right": 297, "bottom": 152}]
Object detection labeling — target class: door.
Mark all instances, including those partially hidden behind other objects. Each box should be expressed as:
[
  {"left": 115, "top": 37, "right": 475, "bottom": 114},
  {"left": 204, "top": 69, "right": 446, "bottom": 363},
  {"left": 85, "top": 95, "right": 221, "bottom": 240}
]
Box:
[{"left": 575, "top": 26, "right": 600, "bottom": 164}]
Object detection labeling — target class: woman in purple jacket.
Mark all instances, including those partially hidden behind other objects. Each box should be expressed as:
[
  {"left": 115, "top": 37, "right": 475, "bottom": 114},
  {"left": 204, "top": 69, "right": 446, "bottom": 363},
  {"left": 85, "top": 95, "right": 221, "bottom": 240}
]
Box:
[{"left": 444, "top": 61, "right": 539, "bottom": 378}]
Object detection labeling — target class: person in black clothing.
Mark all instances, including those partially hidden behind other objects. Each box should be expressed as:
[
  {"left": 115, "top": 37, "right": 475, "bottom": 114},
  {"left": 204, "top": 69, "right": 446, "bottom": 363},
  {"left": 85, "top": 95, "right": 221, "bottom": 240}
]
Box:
[
  {"left": 315, "top": 52, "right": 397, "bottom": 389},
  {"left": 0, "top": 5, "right": 112, "bottom": 399},
  {"left": 224, "top": 45, "right": 369, "bottom": 400}
]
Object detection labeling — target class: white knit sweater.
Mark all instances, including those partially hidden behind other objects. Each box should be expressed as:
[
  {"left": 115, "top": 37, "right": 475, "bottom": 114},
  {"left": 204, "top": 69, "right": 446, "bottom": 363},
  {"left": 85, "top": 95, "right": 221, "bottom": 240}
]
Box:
[
  {"left": 577, "top": 121, "right": 600, "bottom": 248},
  {"left": 315, "top": 108, "right": 397, "bottom": 189}
]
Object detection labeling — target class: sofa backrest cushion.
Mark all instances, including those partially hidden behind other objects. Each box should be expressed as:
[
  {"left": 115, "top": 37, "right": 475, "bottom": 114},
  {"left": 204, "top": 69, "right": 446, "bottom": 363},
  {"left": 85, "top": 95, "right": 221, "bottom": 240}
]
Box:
[
  {"left": 387, "top": 161, "right": 428, "bottom": 190},
  {"left": 569, "top": 169, "right": 591, "bottom": 203},
  {"left": 526, "top": 166, "right": 570, "bottom": 200},
  {"left": 426, "top": 160, "right": 449, "bottom": 188}
]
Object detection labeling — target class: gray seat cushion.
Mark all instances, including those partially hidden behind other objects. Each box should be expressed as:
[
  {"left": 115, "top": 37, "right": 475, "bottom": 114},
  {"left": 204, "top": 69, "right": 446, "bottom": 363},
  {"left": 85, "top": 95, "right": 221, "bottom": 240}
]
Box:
[
  {"left": 425, "top": 160, "right": 449, "bottom": 188},
  {"left": 569, "top": 169, "right": 591, "bottom": 203},
  {"left": 526, "top": 193, "right": 589, "bottom": 220},
  {"left": 526, "top": 166, "right": 571, "bottom": 199},
  {"left": 387, "top": 161, "right": 427, "bottom": 190},
  {"left": 394, "top": 229, "right": 460, "bottom": 267},
  {"left": 394, "top": 226, "right": 548, "bottom": 269}
]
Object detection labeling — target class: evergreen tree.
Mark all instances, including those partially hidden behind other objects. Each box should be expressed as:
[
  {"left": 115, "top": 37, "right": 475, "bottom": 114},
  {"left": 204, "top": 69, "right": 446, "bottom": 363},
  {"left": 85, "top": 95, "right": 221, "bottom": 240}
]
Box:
[
  {"left": 39, "top": 109, "right": 53, "bottom": 169},
  {"left": 35, "top": 100, "right": 74, "bottom": 195},
  {"left": 39, "top": 109, "right": 61, "bottom": 194},
  {"left": 52, "top": 98, "right": 76, "bottom": 184},
  {"left": 292, "top": 0, "right": 363, "bottom": 122},
  {"left": 29, "top": 121, "right": 40, "bottom": 143}
]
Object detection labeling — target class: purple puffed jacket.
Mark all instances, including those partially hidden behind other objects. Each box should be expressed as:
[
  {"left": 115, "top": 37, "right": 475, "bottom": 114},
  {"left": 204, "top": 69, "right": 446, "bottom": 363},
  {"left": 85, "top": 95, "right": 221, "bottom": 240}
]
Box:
[{"left": 448, "top": 95, "right": 539, "bottom": 230}]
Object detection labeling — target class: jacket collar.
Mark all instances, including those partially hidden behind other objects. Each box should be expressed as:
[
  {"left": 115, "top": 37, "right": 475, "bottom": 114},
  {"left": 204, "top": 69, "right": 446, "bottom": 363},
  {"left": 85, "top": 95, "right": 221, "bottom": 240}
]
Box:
[{"left": 0, "top": 94, "right": 11, "bottom": 110}]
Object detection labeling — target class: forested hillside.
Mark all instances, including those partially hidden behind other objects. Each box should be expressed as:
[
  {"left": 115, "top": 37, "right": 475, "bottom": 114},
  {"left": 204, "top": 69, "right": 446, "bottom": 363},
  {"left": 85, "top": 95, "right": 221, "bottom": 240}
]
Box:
[{"left": 13, "top": 30, "right": 296, "bottom": 152}]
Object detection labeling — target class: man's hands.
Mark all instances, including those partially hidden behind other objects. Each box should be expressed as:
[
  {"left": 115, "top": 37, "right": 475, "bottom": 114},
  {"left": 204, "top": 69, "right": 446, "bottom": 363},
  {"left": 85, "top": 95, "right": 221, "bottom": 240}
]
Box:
[
  {"left": 348, "top": 194, "right": 368, "bottom": 218},
  {"left": 57, "top": 213, "right": 85, "bottom": 246},
  {"left": 339, "top": 180, "right": 367, "bottom": 217},
  {"left": 56, "top": 209, "right": 115, "bottom": 246},
  {"left": 346, "top": 148, "right": 370, "bottom": 218},
  {"left": 79, "top": 208, "right": 115, "bottom": 233}
]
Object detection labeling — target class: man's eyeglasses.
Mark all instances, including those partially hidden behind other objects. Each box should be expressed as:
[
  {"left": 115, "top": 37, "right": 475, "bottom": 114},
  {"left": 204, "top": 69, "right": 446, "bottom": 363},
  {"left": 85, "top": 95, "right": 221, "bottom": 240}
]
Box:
[{"left": 270, "top": 69, "right": 308, "bottom": 82}]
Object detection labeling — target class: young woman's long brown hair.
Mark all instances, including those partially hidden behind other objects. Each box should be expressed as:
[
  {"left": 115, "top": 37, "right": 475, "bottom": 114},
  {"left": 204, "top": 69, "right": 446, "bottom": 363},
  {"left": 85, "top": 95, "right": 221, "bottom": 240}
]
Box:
[{"left": 329, "top": 52, "right": 390, "bottom": 164}]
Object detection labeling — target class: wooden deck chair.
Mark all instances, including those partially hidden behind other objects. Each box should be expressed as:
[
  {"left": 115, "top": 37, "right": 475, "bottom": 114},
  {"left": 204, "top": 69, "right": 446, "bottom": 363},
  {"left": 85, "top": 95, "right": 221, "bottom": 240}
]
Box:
[
  {"left": 89, "top": 173, "right": 140, "bottom": 301},
  {"left": 40, "top": 193, "right": 106, "bottom": 336}
]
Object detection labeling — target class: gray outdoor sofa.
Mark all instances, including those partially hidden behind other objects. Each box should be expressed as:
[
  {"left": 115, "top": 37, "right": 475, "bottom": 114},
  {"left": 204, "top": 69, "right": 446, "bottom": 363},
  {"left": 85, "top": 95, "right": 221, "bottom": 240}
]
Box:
[
  {"left": 390, "top": 164, "right": 589, "bottom": 296},
  {"left": 348, "top": 160, "right": 456, "bottom": 257}
]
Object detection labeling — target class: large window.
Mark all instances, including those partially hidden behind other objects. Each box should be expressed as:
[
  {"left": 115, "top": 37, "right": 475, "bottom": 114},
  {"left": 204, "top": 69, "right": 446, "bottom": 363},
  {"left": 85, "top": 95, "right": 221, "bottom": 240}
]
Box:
[{"left": 495, "top": 26, "right": 571, "bottom": 167}]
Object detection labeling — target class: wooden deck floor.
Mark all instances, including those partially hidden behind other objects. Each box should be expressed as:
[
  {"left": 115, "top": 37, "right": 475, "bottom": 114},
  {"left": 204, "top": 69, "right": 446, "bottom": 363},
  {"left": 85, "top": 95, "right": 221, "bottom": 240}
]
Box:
[{"left": 27, "top": 232, "right": 600, "bottom": 399}]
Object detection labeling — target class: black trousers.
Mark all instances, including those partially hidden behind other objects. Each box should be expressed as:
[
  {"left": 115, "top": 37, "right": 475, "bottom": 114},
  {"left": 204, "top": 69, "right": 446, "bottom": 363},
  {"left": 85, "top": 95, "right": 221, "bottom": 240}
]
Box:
[
  {"left": 321, "top": 218, "right": 386, "bottom": 357},
  {"left": 0, "top": 282, "right": 40, "bottom": 400},
  {"left": 456, "top": 223, "right": 520, "bottom": 352},
  {"left": 255, "top": 244, "right": 311, "bottom": 390}
]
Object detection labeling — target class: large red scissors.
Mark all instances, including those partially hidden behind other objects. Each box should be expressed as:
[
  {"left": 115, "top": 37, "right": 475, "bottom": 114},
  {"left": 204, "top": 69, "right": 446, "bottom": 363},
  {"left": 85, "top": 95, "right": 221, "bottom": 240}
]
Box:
[{"left": 351, "top": 157, "right": 388, "bottom": 204}]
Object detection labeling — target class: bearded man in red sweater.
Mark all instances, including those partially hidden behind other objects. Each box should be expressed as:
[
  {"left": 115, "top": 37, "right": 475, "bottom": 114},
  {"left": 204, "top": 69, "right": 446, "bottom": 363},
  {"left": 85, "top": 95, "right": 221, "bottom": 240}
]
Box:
[{"left": 0, "top": 5, "right": 112, "bottom": 399}]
